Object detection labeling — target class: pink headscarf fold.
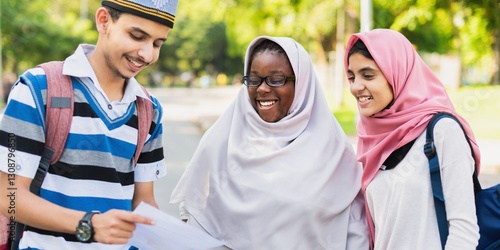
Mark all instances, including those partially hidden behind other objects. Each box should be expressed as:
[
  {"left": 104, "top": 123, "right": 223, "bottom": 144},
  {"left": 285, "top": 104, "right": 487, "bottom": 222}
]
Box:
[{"left": 344, "top": 29, "right": 481, "bottom": 248}]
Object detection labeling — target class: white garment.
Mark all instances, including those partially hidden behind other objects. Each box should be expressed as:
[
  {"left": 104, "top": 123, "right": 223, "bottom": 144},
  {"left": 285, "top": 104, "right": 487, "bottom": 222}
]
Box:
[
  {"left": 170, "top": 36, "right": 368, "bottom": 249},
  {"left": 366, "top": 118, "right": 479, "bottom": 250}
]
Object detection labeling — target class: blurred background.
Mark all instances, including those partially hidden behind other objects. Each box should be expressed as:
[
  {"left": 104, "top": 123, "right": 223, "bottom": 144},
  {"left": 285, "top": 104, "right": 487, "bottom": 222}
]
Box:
[{"left": 1, "top": 0, "right": 499, "bottom": 139}]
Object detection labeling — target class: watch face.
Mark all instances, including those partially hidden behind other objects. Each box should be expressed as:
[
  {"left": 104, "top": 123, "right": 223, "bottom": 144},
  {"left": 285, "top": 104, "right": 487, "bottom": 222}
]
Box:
[{"left": 75, "top": 222, "right": 92, "bottom": 242}]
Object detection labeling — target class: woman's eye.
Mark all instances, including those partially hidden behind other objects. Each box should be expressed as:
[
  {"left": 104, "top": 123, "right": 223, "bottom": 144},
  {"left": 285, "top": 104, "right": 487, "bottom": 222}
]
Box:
[{"left": 347, "top": 76, "right": 355, "bottom": 83}]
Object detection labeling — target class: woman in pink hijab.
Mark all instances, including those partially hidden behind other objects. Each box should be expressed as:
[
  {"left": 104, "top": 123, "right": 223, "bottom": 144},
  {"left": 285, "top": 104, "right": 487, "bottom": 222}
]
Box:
[{"left": 344, "top": 29, "right": 481, "bottom": 249}]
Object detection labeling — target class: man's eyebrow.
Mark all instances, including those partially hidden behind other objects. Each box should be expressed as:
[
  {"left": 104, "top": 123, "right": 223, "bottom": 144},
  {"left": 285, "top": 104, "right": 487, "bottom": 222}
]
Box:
[
  {"left": 130, "top": 27, "right": 167, "bottom": 42},
  {"left": 131, "top": 27, "right": 150, "bottom": 37}
]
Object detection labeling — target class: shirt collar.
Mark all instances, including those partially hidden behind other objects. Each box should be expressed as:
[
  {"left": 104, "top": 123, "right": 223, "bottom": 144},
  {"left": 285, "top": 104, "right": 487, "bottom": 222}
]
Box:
[{"left": 63, "top": 44, "right": 152, "bottom": 104}]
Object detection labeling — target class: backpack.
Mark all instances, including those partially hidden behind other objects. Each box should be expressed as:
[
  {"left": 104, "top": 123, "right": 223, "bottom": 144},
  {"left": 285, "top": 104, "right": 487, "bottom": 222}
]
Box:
[
  {"left": 424, "top": 112, "right": 500, "bottom": 250},
  {"left": 4, "top": 61, "right": 154, "bottom": 250}
]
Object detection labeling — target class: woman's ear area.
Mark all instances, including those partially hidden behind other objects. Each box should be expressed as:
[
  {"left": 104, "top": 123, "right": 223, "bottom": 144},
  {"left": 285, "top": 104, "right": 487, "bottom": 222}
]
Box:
[{"left": 95, "top": 7, "right": 111, "bottom": 33}]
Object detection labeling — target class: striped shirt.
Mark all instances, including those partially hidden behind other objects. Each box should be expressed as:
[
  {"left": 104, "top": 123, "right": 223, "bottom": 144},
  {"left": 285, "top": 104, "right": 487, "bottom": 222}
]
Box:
[{"left": 0, "top": 44, "right": 166, "bottom": 249}]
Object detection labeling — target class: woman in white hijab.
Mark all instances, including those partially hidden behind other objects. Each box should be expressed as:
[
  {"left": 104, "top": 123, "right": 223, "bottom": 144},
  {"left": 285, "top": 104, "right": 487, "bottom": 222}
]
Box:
[{"left": 170, "top": 36, "right": 368, "bottom": 249}]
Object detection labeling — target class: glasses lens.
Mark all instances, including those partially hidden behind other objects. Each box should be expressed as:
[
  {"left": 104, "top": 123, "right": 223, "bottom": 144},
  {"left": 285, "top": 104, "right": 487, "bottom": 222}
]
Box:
[
  {"left": 243, "top": 76, "right": 261, "bottom": 87},
  {"left": 266, "top": 76, "right": 286, "bottom": 87},
  {"left": 242, "top": 76, "right": 252, "bottom": 86}
]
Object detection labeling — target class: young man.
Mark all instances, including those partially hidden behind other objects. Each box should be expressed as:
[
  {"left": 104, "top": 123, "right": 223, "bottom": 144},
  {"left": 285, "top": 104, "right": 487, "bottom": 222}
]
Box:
[{"left": 0, "top": 0, "right": 179, "bottom": 248}]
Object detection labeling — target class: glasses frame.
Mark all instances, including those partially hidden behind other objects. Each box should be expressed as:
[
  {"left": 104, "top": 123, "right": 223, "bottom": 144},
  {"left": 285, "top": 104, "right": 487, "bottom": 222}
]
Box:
[{"left": 242, "top": 75, "right": 295, "bottom": 87}]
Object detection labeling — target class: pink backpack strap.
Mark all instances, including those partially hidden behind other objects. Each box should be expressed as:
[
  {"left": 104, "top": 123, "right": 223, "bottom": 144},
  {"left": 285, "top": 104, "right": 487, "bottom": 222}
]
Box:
[
  {"left": 134, "top": 85, "right": 153, "bottom": 165},
  {"left": 38, "top": 61, "right": 74, "bottom": 165}
]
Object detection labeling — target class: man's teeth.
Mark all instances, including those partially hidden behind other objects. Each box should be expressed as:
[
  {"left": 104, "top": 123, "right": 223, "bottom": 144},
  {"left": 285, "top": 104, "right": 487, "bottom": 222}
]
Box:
[
  {"left": 128, "top": 58, "right": 143, "bottom": 67},
  {"left": 259, "top": 100, "right": 276, "bottom": 106},
  {"left": 358, "top": 97, "right": 373, "bottom": 102}
]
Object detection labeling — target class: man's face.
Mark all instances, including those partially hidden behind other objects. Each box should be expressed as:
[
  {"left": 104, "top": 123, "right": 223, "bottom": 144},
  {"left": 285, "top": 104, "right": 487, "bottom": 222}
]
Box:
[{"left": 101, "top": 11, "right": 171, "bottom": 80}]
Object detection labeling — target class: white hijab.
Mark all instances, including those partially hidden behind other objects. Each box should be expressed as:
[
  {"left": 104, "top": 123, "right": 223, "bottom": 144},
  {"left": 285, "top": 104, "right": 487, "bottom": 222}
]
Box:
[{"left": 170, "top": 36, "right": 363, "bottom": 249}]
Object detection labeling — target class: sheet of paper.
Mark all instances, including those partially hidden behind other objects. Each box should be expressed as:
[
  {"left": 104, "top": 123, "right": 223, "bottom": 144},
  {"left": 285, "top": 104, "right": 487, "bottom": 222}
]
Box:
[{"left": 129, "top": 202, "right": 226, "bottom": 249}]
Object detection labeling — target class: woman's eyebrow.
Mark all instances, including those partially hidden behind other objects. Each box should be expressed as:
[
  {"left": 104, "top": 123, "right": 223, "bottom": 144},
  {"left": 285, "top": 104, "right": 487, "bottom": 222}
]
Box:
[{"left": 348, "top": 66, "right": 376, "bottom": 74}]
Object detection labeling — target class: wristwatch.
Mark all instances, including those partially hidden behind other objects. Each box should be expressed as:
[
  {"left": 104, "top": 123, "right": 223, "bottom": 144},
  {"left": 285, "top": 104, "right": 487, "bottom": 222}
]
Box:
[{"left": 75, "top": 211, "right": 99, "bottom": 242}]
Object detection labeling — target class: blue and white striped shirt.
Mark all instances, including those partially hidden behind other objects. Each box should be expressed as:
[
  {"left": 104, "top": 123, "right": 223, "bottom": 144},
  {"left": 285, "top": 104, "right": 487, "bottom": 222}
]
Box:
[{"left": 0, "top": 44, "right": 166, "bottom": 249}]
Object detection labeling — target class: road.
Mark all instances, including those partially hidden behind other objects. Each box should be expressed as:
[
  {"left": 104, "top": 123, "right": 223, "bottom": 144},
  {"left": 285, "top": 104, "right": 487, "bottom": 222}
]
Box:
[
  {"left": 151, "top": 86, "right": 241, "bottom": 216},
  {"left": 149, "top": 86, "right": 500, "bottom": 217}
]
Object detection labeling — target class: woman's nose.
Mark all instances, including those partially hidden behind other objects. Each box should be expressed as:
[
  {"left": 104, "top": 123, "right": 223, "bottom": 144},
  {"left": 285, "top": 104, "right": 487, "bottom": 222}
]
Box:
[{"left": 350, "top": 79, "right": 365, "bottom": 94}]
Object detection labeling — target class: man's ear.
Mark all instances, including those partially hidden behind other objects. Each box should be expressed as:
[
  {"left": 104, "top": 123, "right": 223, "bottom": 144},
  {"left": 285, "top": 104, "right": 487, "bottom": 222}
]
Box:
[{"left": 95, "top": 7, "right": 110, "bottom": 33}]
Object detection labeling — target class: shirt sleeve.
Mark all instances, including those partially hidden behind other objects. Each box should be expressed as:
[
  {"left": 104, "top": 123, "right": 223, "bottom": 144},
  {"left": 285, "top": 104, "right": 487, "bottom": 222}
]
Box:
[
  {"left": 134, "top": 97, "right": 166, "bottom": 182},
  {"left": 434, "top": 118, "right": 480, "bottom": 249},
  {"left": 0, "top": 70, "right": 46, "bottom": 178}
]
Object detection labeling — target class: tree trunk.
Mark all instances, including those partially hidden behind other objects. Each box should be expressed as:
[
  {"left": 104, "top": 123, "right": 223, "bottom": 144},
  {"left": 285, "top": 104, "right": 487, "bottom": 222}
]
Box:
[
  {"left": 491, "top": 29, "right": 500, "bottom": 85},
  {"left": 333, "top": 0, "right": 346, "bottom": 110}
]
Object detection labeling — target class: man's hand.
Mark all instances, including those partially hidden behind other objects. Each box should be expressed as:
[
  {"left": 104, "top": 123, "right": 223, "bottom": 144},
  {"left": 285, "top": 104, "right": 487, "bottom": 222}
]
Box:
[{"left": 91, "top": 209, "right": 154, "bottom": 244}]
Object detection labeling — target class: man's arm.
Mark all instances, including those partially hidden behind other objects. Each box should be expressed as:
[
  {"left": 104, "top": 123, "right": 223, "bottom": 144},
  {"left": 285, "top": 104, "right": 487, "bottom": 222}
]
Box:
[
  {"left": 0, "top": 172, "right": 154, "bottom": 244},
  {"left": 0, "top": 172, "right": 83, "bottom": 233},
  {"left": 132, "top": 181, "right": 158, "bottom": 210}
]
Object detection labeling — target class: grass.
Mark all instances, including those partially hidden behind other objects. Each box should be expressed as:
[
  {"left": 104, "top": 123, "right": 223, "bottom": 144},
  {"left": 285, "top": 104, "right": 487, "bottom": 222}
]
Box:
[
  {"left": 332, "top": 85, "right": 500, "bottom": 139},
  {"left": 449, "top": 85, "right": 500, "bottom": 139},
  {"left": 333, "top": 109, "right": 357, "bottom": 135}
]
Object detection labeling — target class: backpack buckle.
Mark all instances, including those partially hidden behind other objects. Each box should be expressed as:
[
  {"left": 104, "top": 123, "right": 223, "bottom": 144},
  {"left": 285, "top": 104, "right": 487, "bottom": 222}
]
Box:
[{"left": 424, "top": 141, "right": 436, "bottom": 159}]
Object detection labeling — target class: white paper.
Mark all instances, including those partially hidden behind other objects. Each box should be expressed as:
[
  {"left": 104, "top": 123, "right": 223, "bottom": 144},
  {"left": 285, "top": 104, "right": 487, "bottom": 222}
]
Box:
[{"left": 129, "top": 202, "right": 225, "bottom": 250}]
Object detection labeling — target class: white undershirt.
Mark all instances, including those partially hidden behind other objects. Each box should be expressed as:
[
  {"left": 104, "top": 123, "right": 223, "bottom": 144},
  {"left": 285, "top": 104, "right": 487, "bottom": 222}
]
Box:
[{"left": 366, "top": 118, "right": 479, "bottom": 250}]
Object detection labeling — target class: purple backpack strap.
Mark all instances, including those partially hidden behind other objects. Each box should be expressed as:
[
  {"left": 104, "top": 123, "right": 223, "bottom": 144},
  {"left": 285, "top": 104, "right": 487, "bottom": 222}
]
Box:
[
  {"left": 38, "top": 61, "right": 73, "bottom": 165},
  {"left": 134, "top": 85, "right": 153, "bottom": 166}
]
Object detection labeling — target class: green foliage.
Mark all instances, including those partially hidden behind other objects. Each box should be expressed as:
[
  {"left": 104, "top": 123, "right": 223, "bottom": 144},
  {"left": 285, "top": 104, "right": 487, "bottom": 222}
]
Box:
[
  {"left": 1, "top": 0, "right": 96, "bottom": 74},
  {"left": 371, "top": 0, "right": 497, "bottom": 84},
  {"left": 375, "top": 0, "right": 455, "bottom": 53},
  {"left": 333, "top": 109, "right": 357, "bottom": 135},
  {"left": 459, "top": 7, "right": 495, "bottom": 65},
  {"left": 155, "top": 0, "right": 242, "bottom": 84},
  {"left": 1, "top": 0, "right": 497, "bottom": 86}
]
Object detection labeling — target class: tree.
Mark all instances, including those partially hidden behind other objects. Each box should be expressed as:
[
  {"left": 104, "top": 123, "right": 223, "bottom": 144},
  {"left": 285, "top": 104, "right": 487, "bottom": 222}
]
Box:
[
  {"left": 372, "top": 0, "right": 496, "bottom": 85},
  {"left": 218, "top": 0, "right": 356, "bottom": 106},
  {"left": 462, "top": 0, "right": 499, "bottom": 84},
  {"left": 152, "top": 0, "right": 241, "bottom": 87},
  {"left": 1, "top": 0, "right": 97, "bottom": 74}
]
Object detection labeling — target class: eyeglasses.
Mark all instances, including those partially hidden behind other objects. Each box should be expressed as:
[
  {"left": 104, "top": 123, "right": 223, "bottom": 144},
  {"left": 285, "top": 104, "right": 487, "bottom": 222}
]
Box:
[{"left": 242, "top": 75, "right": 295, "bottom": 87}]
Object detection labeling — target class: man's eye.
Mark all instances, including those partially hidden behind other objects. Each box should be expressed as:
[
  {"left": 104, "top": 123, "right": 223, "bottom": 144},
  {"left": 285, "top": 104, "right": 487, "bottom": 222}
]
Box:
[{"left": 130, "top": 34, "right": 143, "bottom": 40}]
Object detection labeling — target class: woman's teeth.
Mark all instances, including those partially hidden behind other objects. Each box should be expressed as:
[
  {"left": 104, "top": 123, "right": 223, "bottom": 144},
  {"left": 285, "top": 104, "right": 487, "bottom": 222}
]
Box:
[
  {"left": 259, "top": 100, "right": 276, "bottom": 107},
  {"left": 358, "top": 97, "right": 373, "bottom": 102}
]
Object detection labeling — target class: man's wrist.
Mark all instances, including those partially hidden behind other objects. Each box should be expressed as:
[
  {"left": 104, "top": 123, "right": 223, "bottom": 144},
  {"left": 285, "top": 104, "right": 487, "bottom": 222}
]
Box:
[{"left": 75, "top": 211, "right": 100, "bottom": 242}]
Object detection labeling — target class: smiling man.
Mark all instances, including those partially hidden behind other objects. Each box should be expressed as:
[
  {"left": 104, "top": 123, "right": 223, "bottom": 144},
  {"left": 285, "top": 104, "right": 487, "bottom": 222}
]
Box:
[{"left": 0, "top": 0, "right": 179, "bottom": 249}]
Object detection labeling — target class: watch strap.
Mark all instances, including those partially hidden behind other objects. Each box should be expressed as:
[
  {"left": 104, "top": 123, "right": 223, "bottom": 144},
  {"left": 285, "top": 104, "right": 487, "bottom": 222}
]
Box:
[{"left": 82, "top": 211, "right": 99, "bottom": 223}]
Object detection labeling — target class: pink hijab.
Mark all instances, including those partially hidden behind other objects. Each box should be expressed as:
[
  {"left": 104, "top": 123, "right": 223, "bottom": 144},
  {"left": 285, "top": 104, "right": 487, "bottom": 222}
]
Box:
[{"left": 344, "top": 29, "right": 481, "bottom": 247}]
